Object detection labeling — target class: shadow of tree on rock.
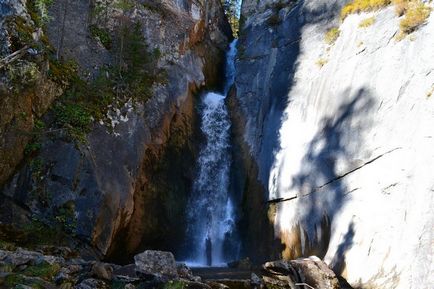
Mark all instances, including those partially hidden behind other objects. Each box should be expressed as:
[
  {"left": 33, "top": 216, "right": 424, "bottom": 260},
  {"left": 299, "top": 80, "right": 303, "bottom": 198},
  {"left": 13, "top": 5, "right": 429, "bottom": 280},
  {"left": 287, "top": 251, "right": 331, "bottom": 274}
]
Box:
[{"left": 274, "top": 88, "right": 375, "bottom": 265}]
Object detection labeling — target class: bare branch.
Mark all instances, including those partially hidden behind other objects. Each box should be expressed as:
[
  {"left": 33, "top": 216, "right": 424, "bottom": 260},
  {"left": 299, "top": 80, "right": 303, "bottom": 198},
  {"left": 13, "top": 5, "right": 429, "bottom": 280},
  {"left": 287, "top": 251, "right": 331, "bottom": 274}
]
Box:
[
  {"left": 295, "top": 283, "right": 316, "bottom": 289},
  {"left": 0, "top": 45, "right": 29, "bottom": 69}
]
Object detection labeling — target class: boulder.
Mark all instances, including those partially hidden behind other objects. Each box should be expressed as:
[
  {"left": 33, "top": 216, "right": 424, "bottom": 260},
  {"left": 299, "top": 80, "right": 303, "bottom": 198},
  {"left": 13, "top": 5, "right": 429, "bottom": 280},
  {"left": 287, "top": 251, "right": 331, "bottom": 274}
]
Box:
[
  {"left": 250, "top": 272, "right": 262, "bottom": 287},
  {"left": 134, "top": 250, "right": 178, "bottom": 280},
  {"left": 177, "top": 263, "right": 195, "bottom": 280},
  {"left": 206, "top": 282, "right": 230, "bottom": 289},
  {"left": 113, "top": 264, "right": 139, "bottom": 282},
  {"left": 91, "top": 262, "right": 113, "bottom": 281},
  {"left": 263, "top": 256, "right": 340, "bottom": 289},
  {"left": 0, "top": 248, "right": 42, "bottom": 267},
  {"left": 75, "top": 278, "right": 109, "bottom": 289}
]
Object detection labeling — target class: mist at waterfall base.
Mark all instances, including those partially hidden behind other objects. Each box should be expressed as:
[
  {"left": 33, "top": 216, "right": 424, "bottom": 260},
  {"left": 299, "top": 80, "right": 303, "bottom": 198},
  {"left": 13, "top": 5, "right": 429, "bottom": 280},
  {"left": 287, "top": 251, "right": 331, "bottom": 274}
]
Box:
[{"left": 182, "top": 40, "right": 239, "bottom": 267}]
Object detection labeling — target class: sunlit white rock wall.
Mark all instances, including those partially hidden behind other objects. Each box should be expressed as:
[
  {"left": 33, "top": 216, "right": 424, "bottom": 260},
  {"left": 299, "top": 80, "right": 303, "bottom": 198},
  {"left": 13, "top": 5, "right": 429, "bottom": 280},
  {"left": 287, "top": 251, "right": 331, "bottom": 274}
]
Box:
[{"left": 268, "top": 5, "right": 434, "bottom": 289}]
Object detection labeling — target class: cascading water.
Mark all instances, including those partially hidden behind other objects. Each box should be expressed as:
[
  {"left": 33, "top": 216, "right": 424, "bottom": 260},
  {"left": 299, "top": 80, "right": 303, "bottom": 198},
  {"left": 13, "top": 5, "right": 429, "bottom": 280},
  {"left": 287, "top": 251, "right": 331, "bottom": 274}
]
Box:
[{"left": 185, "top": 40, "right": 238, "bottom": 267}]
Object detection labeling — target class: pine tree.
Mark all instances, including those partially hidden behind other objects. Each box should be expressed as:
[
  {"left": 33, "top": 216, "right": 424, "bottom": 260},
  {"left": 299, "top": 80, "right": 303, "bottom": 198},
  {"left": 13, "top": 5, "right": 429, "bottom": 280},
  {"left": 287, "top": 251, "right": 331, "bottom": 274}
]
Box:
[{"left": 222, "top": 0, "right": 241, "bottom": 36}]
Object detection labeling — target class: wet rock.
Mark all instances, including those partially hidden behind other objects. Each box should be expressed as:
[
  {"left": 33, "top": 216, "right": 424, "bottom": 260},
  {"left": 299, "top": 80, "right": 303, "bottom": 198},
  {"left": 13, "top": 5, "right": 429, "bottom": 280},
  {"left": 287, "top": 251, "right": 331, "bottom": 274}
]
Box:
[
  {"left": 134, "top": 250, "right": 178, "bottom": 280},
  {"left": 65, "top": 264, "right": 83, "bottom": 275},
  {"left": 0, "top": 248, "right": 42, "bottom": 266},
  {"left": 75, "top": 278, "right": 109, "bottom": 289},
  {"left": 177, "top": 263, "right": 195, "bottom": 280},
  {"left": 15, "top": 285, "right": 33, "bottom": 289},
  {"left": 37, "top": 255, "right": 65, "bottom": 266},
  {"left": 67, "top": 259, "right": 87, "bottom": 266},
  {"left": 206, "top": 281, "right": 230, "bottom": 289},
  {"left": 113, "top": 264, "right": 139, "bottom": 282},
  {"left": 250, "top": 273, "right": 262, "bottom": 287},
  {"left": 38, "top": 246, "right": 77, "bottom": 259},
  {"left": 54, "top": 270, "right": 71, "bottom": 285},
  {"left": 263, "top": 256, "right": 340, "bottom": 289}
]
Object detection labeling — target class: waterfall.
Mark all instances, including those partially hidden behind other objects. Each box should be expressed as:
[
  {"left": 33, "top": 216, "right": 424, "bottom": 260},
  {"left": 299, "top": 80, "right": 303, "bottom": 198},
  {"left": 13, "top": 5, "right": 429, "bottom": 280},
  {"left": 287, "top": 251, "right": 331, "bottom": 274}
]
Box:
[{"left": 185, "top": 40, "right": 238, "bottom": 267}]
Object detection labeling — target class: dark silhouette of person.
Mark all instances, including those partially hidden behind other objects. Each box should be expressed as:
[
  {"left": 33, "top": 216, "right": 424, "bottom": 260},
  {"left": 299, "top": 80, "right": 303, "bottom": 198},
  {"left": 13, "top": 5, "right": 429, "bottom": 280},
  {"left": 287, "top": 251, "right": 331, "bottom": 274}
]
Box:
[{"left": 206, "top": 236, "right": 212, "bottom": 266}]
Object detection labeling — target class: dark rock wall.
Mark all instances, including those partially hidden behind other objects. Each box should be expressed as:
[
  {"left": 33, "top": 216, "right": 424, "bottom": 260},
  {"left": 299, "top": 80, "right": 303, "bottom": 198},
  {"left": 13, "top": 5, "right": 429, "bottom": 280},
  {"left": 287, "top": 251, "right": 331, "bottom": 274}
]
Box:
[
  {"left": 229, "top": 0, "right": 347, "bottom": 263},
  {"left": 0, "top": 0, "right": 232, "bottom": 261}
]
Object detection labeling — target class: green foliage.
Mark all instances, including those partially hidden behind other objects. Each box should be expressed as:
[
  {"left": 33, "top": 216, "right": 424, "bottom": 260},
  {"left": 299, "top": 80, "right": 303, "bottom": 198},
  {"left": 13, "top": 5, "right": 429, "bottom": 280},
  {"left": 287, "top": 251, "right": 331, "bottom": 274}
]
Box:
[
  {"left": 54, "top": 202, "right": 77, "bottom": 235},
  {"left": 29, "top": 157, "right": 54, "bottom": 208},
  {"left": 27, "top": 0, "right": 55, "bottom": 27},
  {"left": 30, "top": 158, "right": 44, "bottom": 173},
  {"left": 54, "top": 103, "right": 92, "bottom": 142},
  {"left": 48, "top": 58, "right": 79, "bottom": 85},
  {"left": 22, "top": 217, "right": 65, "bottom": 246},
  {"left": 142, "top": 2, "right": 167, "bottom": 15},
  {"left": 111, "top": 281, "right": 127, "bottom": 289},
  {"left": 164, "top": 280, "right": 186, "bottom": 289},
  {"left": 114, "top": 0, "right": 135, "bottom": 11},
  {"left": 90, "top": 25, "right": 112, "bottom": 49},
  {"left": 24, "top": 119, "right": 45, "bottom": 155},
  {"left": 6, "top": 61, "right": 39, "bottom": 91},
  {"left": 325, "top": 27, "right": 340, "bottom": 45},
  {"left": 222, "top": 0, "right": 241, "bottom": 36},
  {"left": 23, "top": 262, "right": 61, "bottom": 281},
  {"left": 113, "top": 22, "right": 162, "bottom": 101},
  {"left": 4, "top": 274, "right": 25, "bottom": 287},
  {"left": 359, "top": 16, "right": 376, "bottom": 27},
  {"left": 341, "top": 0, "right": 391, "bottom": 19},
  {"left": 25, "top": 142, "right": 42, "bottom": 155},
  {"left": 91, "top": 2, "right": 107, "bottom": 18},
  {"left": 399, "top": 1, "right": 431, "bottom": 34},
  {"left": 49, "top": 27, "right": 162, "bottom": 140},
  {"left": 54, "top": 103, "right": 91, "bottom": 129},
  {"left": 8, "top": 16, "right": 35, "bottom": 48},
  {"left": 0, "top": 240, "right": 16, "bottom": 251}
]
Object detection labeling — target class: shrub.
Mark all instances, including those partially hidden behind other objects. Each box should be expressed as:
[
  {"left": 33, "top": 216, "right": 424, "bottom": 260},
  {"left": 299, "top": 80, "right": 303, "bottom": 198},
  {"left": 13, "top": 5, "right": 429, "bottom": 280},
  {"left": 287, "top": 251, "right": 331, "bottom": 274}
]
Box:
[
  {"left": 23, "top": 262, "right": 61, "bottom": 281},
  {"left": 54, "top": 103, "right": 92, "bottom": 142},
  {"left": 90, "top": 25, "right": 112, "bottom": 49},
  {"left": 399, "top": 1, "right": 431, "bottom": 34},
  {"left": 341, "top": 0, "right": 391, "bottom": 19},
  {"left": 24, "top": 142, "right": 42, "bottom": 155},
  {"left": 325, "top": 27, "right": 341, "bottom": 45},
  {"left": 393, "top": 0, "right": 409, "bottom": 16},
  {"left": 27, "top": 0, "right": 54, "bottom": 27},
  {"left": 48, "top": 59, "right": 79, "bottom": 85},
  {"left": 427, "top": 85, "right": 434, "bottom": 98},
  {"left": 359, "top": 16, "right": 376, "bottom": 27},
  {"left": 316, "top": 58, "right": 328, "bottom": 67}
]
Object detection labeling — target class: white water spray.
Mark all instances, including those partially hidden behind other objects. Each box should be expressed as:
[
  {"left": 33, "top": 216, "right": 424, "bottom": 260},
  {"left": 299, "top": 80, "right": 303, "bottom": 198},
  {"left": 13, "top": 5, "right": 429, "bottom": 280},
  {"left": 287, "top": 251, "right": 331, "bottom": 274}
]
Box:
[{"left": 185, "top": 40, "right": 238, "bottom": 267}]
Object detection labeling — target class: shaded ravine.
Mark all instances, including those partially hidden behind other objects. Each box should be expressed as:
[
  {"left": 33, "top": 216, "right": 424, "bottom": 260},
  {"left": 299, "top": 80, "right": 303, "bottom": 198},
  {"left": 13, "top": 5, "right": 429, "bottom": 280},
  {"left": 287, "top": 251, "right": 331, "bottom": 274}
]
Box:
[{"left": 184, "top": 40, "right": 239, "bottom": 267}]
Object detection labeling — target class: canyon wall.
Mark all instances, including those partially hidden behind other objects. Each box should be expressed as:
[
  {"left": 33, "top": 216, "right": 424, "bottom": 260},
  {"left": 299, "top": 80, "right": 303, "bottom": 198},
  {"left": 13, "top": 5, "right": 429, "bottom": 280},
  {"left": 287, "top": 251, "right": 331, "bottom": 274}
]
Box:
[
  {"left": 0, "top": 0, "right": 231, "bottom": 261},
  {"left": 232, "top": 0, "right": 433, "bottom": 288}
]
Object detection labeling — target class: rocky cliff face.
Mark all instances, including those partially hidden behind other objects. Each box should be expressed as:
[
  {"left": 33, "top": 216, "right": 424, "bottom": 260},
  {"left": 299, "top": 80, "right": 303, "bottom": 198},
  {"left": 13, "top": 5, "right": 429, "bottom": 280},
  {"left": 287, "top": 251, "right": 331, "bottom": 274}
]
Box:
[
  {"left": 232, "top": 0, "right": 433, "bottom": 288},
  {"left": 0, "top": 0, "right": 231, "bottom": 261}
]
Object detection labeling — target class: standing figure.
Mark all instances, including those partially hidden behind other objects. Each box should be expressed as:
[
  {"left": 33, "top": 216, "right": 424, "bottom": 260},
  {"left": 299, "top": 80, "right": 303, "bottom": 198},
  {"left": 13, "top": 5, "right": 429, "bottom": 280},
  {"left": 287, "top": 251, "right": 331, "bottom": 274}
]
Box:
[{"left": 205, "top": 236, "right": 212, "bottom": 266}]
